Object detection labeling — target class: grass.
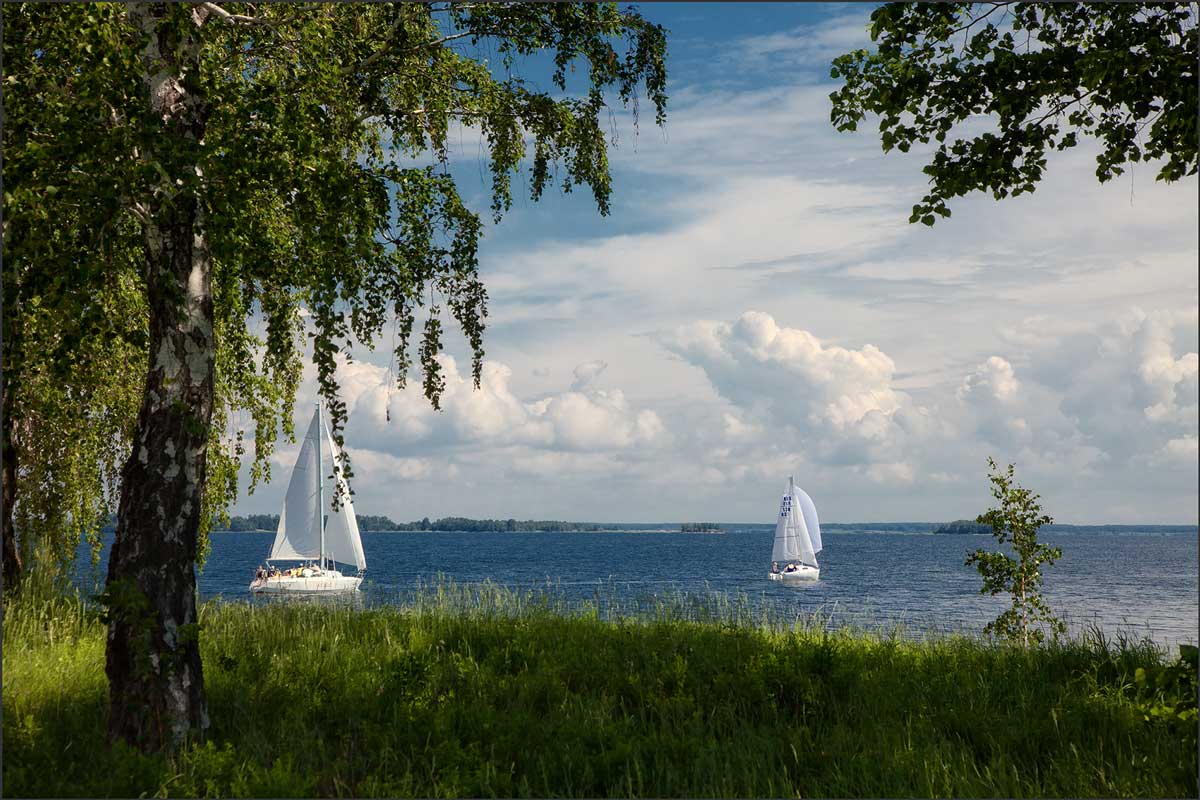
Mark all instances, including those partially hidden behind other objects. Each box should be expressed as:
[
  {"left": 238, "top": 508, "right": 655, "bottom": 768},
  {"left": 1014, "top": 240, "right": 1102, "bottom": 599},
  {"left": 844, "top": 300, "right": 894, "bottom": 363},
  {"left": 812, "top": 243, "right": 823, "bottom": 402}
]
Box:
[{"left": 3, "top": 580, "right": 1197, "bottom": 798}]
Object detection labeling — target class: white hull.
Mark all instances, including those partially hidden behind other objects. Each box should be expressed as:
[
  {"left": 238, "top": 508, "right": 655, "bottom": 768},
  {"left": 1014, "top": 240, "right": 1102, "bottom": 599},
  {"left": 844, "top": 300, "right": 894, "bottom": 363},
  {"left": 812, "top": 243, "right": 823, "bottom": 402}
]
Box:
[
  {"left": 249, "top": 572, "right": 362, "bottom": 594},
  {"left": 768, "top": 565, "right": 820, "bottom": 582}
]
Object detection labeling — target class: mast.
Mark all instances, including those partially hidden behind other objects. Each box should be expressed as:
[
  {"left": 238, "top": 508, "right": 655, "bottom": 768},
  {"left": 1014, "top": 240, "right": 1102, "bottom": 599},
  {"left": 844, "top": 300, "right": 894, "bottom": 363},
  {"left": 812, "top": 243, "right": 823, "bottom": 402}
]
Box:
[
  {"left": 788, "top": 475, "right": 795, "bottom": 563},
  {"left": 788, "top": 475, "right": 803, "bottom": 566},
  {"left": 790, "top": 475, "right": 795, "bottom": 561},
  {"left": 317, "top": 401, "right": 325, "bottom": 571}
]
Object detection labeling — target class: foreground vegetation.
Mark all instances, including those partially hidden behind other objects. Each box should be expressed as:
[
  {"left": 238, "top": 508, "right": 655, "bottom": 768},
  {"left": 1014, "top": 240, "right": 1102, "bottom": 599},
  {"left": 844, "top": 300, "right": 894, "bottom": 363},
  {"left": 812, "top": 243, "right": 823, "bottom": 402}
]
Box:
[{"left": 4, "top": 584, "right": 1196, "bottom": 798}]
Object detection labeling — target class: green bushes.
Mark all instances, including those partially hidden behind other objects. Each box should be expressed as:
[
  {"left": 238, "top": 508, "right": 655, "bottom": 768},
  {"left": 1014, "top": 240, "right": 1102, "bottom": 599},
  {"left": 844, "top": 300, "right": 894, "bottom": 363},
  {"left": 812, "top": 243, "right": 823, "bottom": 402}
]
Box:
[{"left": 4, "top": 585, "right": 1196, "bottom": 797}]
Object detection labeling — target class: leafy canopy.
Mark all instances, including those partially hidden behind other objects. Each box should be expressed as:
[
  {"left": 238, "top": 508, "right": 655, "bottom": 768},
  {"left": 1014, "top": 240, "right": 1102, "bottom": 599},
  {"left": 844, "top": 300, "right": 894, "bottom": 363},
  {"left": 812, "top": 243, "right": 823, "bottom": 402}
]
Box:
[
  {"left": 3, "top": 4, "right": 150, "bottom": 579},
  {"left": 3, "top": 2, "right": 667, "bottom": 557},
  {"left": 830, "top": 2, "right": 1199, "bottom": 225}
]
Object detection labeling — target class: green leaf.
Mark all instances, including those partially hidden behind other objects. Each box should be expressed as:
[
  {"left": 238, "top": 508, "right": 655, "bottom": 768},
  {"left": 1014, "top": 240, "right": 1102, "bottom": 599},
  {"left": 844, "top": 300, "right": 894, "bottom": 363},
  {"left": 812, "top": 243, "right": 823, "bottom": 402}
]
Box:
[{"left": 828, "top": 3, "right": 1199, "bottom": 225}]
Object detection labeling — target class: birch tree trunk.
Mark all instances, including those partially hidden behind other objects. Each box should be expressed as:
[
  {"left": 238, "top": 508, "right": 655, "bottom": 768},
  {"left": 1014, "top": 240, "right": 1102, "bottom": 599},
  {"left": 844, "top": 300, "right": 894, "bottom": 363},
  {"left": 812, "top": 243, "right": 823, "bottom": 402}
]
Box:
[
  {"left": 2, "top": 295, "right": 24, "bottom": 591},
  {"left": 105, "top": 1, "right": 213, "bottom": 751},
  {"left": 1, "top": 389, "right": 22, "bottom": 592}
]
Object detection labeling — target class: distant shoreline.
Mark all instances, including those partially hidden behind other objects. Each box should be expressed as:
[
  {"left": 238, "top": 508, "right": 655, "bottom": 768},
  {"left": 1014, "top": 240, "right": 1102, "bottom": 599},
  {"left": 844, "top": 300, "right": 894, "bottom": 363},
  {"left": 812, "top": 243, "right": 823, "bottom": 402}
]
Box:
[
  {"left": 210, "top": 523, "right": 1198, "bottom": 534},
  {"left": 212, "top": 527, "right": 727, "bottom": 535}
]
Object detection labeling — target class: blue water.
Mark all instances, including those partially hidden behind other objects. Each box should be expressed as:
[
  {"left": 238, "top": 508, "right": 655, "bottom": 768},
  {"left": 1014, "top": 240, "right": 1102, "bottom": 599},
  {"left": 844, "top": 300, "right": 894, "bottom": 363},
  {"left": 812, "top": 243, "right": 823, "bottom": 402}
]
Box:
[{"left": 75, "top": 527, "right": 1198, "bottom": 648}]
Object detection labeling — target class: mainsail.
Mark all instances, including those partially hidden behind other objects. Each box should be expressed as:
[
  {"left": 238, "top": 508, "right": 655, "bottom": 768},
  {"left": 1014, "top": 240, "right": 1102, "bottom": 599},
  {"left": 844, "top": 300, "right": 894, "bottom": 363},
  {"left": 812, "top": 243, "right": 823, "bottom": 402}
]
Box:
[
  {"left": 794, "top": 486, "right": 822, "bottom": 555},
  {"left": 319, "top": 419, "right": 366, "bottom": 570},
  {"left": 771, "top": 477, "right": 819, "bottom": 567},
  {"left": 267, "top": 406, "right": 367, "bottom": 571}
]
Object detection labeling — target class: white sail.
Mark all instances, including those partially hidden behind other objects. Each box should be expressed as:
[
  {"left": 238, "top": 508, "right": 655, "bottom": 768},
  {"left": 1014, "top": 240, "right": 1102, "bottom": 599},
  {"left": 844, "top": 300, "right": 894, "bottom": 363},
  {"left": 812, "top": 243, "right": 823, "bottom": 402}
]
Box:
[
  {"left": 771, "top": 478, "right": 818, "bottom": 566},
  {"left": 268, "top": 411, "right": 324, "bottom": 562},
  {"left": 771, "top": 491, "right": 800, "bottom": 562},
  {"left": 267, "top": 407, "right": 366, "bottom": 571},
  {"left": 320, "top": 418, "right": 366, "bottom": 570},
  {"left": 795, "top": 486, "right": 822, "bottom": 555}
]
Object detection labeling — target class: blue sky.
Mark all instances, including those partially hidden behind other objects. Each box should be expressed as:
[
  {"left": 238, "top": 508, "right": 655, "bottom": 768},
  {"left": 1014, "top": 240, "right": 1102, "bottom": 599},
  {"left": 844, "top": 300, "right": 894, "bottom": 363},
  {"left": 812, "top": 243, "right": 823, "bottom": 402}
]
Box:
[{"left": 238, "top": 3, "right": 1199, "bottom": 525}]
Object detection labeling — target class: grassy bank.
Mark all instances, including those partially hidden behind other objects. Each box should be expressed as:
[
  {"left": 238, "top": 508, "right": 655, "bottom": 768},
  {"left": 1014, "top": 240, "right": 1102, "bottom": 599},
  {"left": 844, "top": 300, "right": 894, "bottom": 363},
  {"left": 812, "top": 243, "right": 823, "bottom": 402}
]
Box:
[{"left": 4, "top": 584, "right": 1196, "bottom": 798}]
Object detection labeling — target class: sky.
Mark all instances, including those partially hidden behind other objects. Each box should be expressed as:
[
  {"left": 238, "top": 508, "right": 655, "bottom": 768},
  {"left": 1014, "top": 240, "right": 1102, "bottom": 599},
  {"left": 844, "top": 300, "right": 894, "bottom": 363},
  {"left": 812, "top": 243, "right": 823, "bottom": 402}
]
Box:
[{"left": 231, "top": 3, "right": 1199, "bottom": 525}]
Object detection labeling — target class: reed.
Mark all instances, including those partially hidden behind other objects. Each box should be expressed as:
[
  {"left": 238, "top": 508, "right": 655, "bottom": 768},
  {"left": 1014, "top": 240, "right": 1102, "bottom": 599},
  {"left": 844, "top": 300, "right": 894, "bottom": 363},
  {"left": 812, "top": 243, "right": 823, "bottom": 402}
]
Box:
[{"left": 4, "top": 581, "right": 1196, "bottom": 798}]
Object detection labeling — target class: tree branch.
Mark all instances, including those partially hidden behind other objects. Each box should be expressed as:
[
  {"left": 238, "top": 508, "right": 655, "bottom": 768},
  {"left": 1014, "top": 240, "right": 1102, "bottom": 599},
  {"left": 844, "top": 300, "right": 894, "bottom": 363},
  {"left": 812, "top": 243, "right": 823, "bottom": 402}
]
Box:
[
  {"left": 348, "top": 28, "right": 478, "bottom": 77},
  {"left": 201, "top": 3, "right": 305, "bottom": 63},
  {"left": 398, "top": 31, "right": 475, "bottom": 54},
  {"left": 200, "top": 2, "right": 273, "bottom": 28},
  {"left": 1020, "top": 87, "right": 1099, "bottom": 129},
  {"left": 951, "top": 2, "right": 1013, "bottom": 42},
  {"left": 342, "top": 13, "right": 408, "bottom": 76},
  {"left": 125, "top": 198, "right": 152, "bottom": 226}
]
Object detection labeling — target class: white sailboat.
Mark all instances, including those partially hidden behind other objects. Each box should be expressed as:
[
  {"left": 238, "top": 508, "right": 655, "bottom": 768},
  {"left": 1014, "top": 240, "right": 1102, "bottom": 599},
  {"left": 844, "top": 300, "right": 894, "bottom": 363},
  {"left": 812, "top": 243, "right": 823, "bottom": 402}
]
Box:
[
  {"left": 768, "top": 476, "right": 822, "bottom": 582},
  {"left": 249, "top": 403, "right": 366, "bottom": 594}
]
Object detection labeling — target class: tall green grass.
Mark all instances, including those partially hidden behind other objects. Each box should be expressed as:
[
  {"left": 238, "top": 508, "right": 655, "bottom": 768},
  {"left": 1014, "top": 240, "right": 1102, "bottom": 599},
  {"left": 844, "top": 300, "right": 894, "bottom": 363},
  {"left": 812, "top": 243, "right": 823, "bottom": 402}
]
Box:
[{"left": 4, "top": 581, "right": 1196, "bottom": 797}]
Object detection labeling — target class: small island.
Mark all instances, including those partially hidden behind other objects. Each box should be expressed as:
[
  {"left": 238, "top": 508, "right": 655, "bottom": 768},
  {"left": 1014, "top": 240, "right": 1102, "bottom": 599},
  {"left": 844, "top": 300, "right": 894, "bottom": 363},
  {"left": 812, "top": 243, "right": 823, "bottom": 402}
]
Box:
[
  {"left": 932, "top": 519, "right": 993, "bottom": 534},
  {"left": 679, "top": 523, "right": 725, "bottom": 533}
]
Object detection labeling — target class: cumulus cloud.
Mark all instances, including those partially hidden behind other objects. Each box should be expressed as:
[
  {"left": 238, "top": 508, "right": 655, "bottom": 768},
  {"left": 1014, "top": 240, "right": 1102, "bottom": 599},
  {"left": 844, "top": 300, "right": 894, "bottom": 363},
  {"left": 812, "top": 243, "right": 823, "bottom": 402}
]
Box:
[
  {"left": 240, "top": 299, "right": 1195, "bottom": 524},
  {"left": 1021, "top": 308, "right": 1198, "bottom": 463},
  {"left": 663, "top": 310, "right": 920, "bottom": 465},
  {"left": 335, "top": 355, "right": 667, "bottom": 457},
  {"left": 722, "top": 411, "right": 760, "bottom": 441},
  {"left": 1156, "top": 435, "right": 1199, "bottom": 466},
  {"left": 1131, "top": 312, "right": 1198, "bottom": 425},
  {"left": 344, "top": 449, "right": 434, "bottom": 481},
  {"left": 865, "top": 461, "right": 916, "bottom": 485},
  {"left": 227, "top": 4, "right": 1195, "bottom": 524},
  {"left": 652, "top": 303, "right": 1196, "bottom": 512},
  {"left": 530, "top": 388, "right": 666, "bottom": 451},
  {"left": 955, "top": 356, "right": 1034, "bottom": 449},
  {"left": 958, "top": 356, "right": 1020, "bottom": 402},
  {"left": 570, "top": 360, "right": 608, "bottom": 391}
]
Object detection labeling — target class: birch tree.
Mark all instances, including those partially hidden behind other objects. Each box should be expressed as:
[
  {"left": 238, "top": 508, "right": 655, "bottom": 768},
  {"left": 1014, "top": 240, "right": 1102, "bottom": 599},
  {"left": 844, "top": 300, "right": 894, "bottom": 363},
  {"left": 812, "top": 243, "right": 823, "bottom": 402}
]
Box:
[
  {"left": 966, "top": 458, "right": 1067, "bottom": 646},
  {"left": 4, "top": 1, "right": 667, "bottom": 752}
]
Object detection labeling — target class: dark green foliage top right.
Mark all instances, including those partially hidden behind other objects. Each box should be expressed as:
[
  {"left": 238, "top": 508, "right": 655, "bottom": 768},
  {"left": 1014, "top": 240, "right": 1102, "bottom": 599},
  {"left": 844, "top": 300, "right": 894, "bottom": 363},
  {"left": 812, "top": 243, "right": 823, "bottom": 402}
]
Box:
[{"left": 830, "top": 3, "right": 1198, "bottom": 225}]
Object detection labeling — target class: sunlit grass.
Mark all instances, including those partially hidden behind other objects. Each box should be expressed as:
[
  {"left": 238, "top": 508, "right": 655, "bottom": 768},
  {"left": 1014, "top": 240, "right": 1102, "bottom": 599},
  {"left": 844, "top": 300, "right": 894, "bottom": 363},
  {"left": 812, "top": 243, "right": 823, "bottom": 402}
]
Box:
[{"left": 4, "top": 580, "right": 1196, "bottom": 797}]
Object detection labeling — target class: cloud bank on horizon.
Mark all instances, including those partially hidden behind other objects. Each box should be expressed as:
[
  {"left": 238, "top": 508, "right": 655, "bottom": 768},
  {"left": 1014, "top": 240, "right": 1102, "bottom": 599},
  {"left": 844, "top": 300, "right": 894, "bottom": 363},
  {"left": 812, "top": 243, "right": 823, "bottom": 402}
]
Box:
[{"left": 233, "top": 5, "right": 1198, "bottom": 525}]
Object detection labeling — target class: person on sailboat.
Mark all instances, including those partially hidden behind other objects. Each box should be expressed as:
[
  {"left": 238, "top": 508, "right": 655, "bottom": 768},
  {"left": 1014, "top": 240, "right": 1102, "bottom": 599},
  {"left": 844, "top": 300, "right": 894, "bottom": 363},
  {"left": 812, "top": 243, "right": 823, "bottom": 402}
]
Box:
[
  {"left": 771, "top": 561, "right": 780, "bottom": 574},
  {"left": 784, "top": 562, "right": 797, "bottom": 573}
]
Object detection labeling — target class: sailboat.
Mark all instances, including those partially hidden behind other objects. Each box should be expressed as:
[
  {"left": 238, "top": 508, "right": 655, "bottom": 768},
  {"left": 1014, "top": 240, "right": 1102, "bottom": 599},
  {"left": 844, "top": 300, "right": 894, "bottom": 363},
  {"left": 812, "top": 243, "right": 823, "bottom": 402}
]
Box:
[
  {"left": 768, "top": 476, "right": 822, "bottom": 582},
  {"left": 249, "top": 403, "right": 366, "bottom": 594}
]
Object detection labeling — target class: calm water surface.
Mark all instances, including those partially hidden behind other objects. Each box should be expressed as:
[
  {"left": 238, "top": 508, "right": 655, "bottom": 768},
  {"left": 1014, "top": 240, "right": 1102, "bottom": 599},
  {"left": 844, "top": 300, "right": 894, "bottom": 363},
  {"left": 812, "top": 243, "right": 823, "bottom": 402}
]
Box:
[{"left": 76, "top": 527, "right": 1198, "bottom": 647}]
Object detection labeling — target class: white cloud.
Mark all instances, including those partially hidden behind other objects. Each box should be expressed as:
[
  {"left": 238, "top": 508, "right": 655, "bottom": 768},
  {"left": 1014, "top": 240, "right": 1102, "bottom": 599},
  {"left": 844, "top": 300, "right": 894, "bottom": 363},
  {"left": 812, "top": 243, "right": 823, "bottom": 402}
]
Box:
[
  {"left": 865, "top": 461, "right": 916, "bottom": 485},
  {"left": 532, "top": 389, "right": 666, "bottom": 451},
  {"left": 722, "top": 411, "right": 760, "bottom": 441},
  {"left": 335, "top": 354, "right": 668, "bottom": 457},
  {"left": 345, "top": 449, "right": 433, "bottom": 481},
  {"left": 724, "top": 9, "right": 875, "bottom": 72},
  {"left": 1021, "top": 308, "right": 1198, "bottom": 462},
  {"left": 959, "top": 356, "right": 1020, "bottom": 402},
  {"left": 570, "top": 360, "right": 609, "bottom": 391},
  {"left": 662, "top": 310, "right": 927, "bottom": 468},
  {"left": 228, "top": 8, "right": 1197, "bottom": 525},
  {"left": 1159, "top": 435, "right": 1199, "bottom": 465}
]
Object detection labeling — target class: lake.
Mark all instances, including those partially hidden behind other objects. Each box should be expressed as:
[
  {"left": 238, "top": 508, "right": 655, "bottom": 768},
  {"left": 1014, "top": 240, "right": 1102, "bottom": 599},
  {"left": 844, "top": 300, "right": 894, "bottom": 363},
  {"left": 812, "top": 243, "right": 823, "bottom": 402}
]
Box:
[{"left": 74, "top": 526, "right": 1198, "bottom": 649}]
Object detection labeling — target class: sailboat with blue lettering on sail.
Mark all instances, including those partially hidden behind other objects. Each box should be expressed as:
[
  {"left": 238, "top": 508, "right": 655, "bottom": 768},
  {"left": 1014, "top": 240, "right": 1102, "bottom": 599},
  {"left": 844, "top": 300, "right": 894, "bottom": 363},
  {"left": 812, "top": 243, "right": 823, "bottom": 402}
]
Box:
[
  {"left": 768, "top": 476, "right": 822, "bottom": 582},
  {"left": 249, "top": 403, "right": 366, "bottom": 593}
]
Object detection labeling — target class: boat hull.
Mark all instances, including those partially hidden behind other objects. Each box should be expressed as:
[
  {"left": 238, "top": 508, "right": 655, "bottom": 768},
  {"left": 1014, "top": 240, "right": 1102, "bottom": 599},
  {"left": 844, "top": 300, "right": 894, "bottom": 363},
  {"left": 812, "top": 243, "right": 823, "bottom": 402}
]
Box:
[
  {"left": 768, "top": 565, "right": 820, "bottom": 582},
  {"left": 249, "top": 573, "right": 362, "bottom": 594}
]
